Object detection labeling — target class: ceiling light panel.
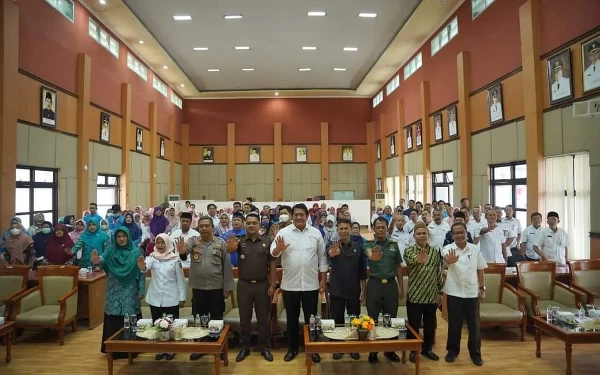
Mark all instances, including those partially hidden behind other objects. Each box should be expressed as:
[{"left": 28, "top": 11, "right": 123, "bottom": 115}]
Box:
[
  {"left": 224, "top": 14, "right": 242, "bottom": 19},
  {"left": 234, "top": 46, "right": 250, "bottom": 50},
  {"left": 242, "top": 68, "right": 255, "bottom": 71},
  {"left": 173, "top": 15, "right": 192, "bottom": 21},
  {"left": 334, "top": 68, "right": 347, "bottom": 71},
  {"left": 307, "top": 11, "right": 326, "bottom": 17},
  {"left": 193, "top": 47, "right": 208, "bottom": 51},
  {"left": 207, "top": 69, "right": 220, "bottom": 72},
  {"left": 298, "top": 68, "right": 311, "bottom": 72},
  {"left": 302, "top": 46, "right": 317, "bottom": 50},
  {"left": 358, "top": 13, "right": 377, "bottom": 18},
  {"left": 343, "top": 47, "right": 359, "bottom": 51}
]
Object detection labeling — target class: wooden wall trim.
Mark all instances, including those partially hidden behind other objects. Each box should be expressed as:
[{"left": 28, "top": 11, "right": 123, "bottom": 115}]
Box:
[
  {"left": 182, "top": 123, "right": 190, "bottom": 198},
  {"left": 120, "top": 83, "right": 131, "bottom": 207},
  {"left": 320, "top": 122, "right": 329, "bottom": 198},
  {"left": 396, "top": 99, "right": 406, "bottom": 199},
  {"left": 227, "top": 123, "right": 236, "bottom": 200},
  {"left": 274, "top": 122, "right": 282, "bottom": 200},
  {"left": 420, "top": 81, "right": 431, "bottom": 203},
  {"left": 457, "top": 51, "right": 472, "bottom": 200},
  {"left": 149, "top": 102, "right": 157, "bottom": 206},
  {"left": 379, "top": 114, "right": 387, "bottom": 193},
  {"left": 169, "top": 114, "right": 175, "bottom": 193},
  {"left": 469, "top": 67, "right": 523, "bottom": 97},
  {"left": 76, "top": 54, "right": 91, "bottom": 215},
  {"left": 366, "top": 121, "right": 375, "bottom": 200}
]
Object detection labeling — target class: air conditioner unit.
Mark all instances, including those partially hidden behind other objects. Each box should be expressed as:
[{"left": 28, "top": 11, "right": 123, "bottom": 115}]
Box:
[
  {"left": 167, "top": 194, "right": 180, "bottom": 208},
  {"left": 374, "top": 193, "right": 387, "bottom": 208},
  {"left": 572, "top": 97, "right": 600, "bottom": 117}
]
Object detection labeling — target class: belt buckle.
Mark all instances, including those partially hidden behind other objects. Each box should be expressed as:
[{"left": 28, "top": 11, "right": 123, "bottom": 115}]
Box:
[
  {"left": 251, "top": 280, "right": 257, "bottom": 284},
  {"left": 381, "top": 279, "right": 388, "bottom": 284}
]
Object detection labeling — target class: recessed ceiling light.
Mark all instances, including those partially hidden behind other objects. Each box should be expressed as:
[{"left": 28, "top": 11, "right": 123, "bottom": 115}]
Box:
[
  {"left": 307, "top": 11, "right": 326, "bottom": 17},
  {"left": 138, "top": 40, "right": 144, "bottom": 44},
  {"left": 99, "top": 0, "right": 106, "bottom": 5},
  {"left": 242, "top": 68, "right": 255, "bottom": 71},
  {"left": 224, "top": 14, "right": 242, "bottom": 19},
  {"left": 275, "top": 92, "right": 280, "bottom": 96},
  {"left": 162, "top": 65, "right": 168, "bottom": 69},
  {"left": 234, "top": 46, "right": 250, "bottom": 50},
  {"left": 343, "top": 47, "right": 359, "bottom": 51},
  {"left": 207, "top": 69, "right": 220, "bottom": 72},
  {"left": 180, "top": 84, "right": 185, "bottom": 87},
  {"left": 358, "top": 13, "right": 377, "bottom": 18},
  {"left": 193, "top": 47, "right": 208, "bottom": 51},
  {"left": 302, "top": 46, "right": 317, "bottom": 50},
  {"left": 298, "top": 68, "right": 311, "bottom": 72},
  {"left": 334, "top": 68, "right": 347, "bottom": 71},
  {"left": 173, "top": 15, "right": 192, "bottom": 21}
]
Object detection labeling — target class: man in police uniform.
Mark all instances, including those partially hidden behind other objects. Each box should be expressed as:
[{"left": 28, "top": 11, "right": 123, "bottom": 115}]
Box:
[
  {"left": 584, "top": 41, "right": 600, "bottom": 91},
  {"left": 176, "top": 216, "right": 234, "bottom": 361},
  {"left": 226, "top": 213, "right": 276, "bottom": 362},
  {"left": 551, "top": 59, "right": 571, "bottom": 101},
  {"left": 364, "top": 216, "right": 404, "bottom": 363}
]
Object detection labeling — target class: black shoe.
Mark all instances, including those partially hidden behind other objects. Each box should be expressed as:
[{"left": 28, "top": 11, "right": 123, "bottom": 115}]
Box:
[
  {"left": 155, "top": 353, "right": 166, "bottom": 361},
  {"left": 350, "top": 352, "right": 360, "bottom": 360},
  {"left": 445, "top": 353, "right": 457, "bottom": 363},
  {"left": 284, "top": 351, "right": 298, "bottom": 362},
  {"left": 422, "top": 351, "right": 439, "bottom": 361},
  {"left": 190, "top": 353, "right": 203, "bottom": 361},
  {"left": 368, "top": 353, "right": 378, "bottom": 363},
  {"left": 261, "top": 350, "right": 273, "bottom": 362},
  {"left": 384, "top": 352, "right": 400, "bottom": 362},
  {"left": 312, "top": 353, "right": 321, "bottom": 363},
  {"left": 165, "top": 353, "right": 175, "bottom": 361},
  {"left": 409, "top": 352, "right": 416, "bottom": 363},
  {"left": 332, "top": 353, "right": 343, "bottom": 360},
  {"left": 472, "top": 356, "right": 483, "bottom": 366},
  {"left": 236, "top": 349, "right": 250, "bottom": 362}
]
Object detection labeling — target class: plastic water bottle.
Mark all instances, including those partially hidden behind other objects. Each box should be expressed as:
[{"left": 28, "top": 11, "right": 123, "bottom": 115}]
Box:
[
  {"left": 315, "top": 314, "right": 322, "bottom": 331},
  {"left": 194, "top": 314, "right": 201, "bottom": 328},
  {"left": 546, "top": 305, "right": 553, "bottom": 322},
  {"left": 123, "top": 316, "right": 130, "bottom": 329},
  {"left": 309, "top": 315, "right": 316, "bottom": 332},
  {"left": 345, "top": 314, "right": 350, "bottom": 328},
  {"left": 579, "top": 306, "right": 586, "bottom": 319},
  {"left": 378, "top": 313, "right": 383, "bottom": 328}
]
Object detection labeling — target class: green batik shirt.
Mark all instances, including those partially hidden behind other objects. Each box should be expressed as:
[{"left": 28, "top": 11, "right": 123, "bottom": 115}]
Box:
[
  {"left": 404, "top": 244, "right": 443, "bottom": 304},
  {"left": 363, "top": 238, "right": 402, "bottom": 279}
]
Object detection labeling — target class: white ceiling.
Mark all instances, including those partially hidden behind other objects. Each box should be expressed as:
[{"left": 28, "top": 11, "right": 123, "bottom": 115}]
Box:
[{"left": 121, "top": 0, "right": 421, "bottom": 92}]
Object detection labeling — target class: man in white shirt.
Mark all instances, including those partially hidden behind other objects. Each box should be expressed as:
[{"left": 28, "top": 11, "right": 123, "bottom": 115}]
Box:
[
  {"left": 520, "top": 212, "right": 543, "bottom": 261},
  {"left": 428, "top": 209, "right": 450, "bottom": 250},
  {"left": 467, "top": 207, "right": 486, "bottom": 245},
  {"left": 550, "top": 59, "right": 571, "bottom": 101},
  {"left": 207, "top": 203, "right": 220, "bottom": 228},
  {"left": 388, "top": 215, "right": 414, "bottom": 262},
  {"left": 501, "top": 205, "right": 522, "bottom": 256},
  {"left": 489, "top": 89, "right": 503, "bottom": 123},
  {"left": 478, "top": 210, "right": 506, "bottom": 263},
  {"left": 442, "top": 222, "right": 487, "bottom": 367},
  {"left": 170, "top": 212, "right": 200, "bottom": 267},
  {"left": 270, "top": 204, "right": 328, "bottom": 364},
  {"left": 533, "top": 211, "right": 569, "bottom": 266},
  {"left": 583, "top": 41, "right": 600, "bottom": 92},
  {"left": 461, "top": 208, "right": 480, "bottom": 244},
  {"left": 405, "top": 209, "right": 419, "bottom": 234}
]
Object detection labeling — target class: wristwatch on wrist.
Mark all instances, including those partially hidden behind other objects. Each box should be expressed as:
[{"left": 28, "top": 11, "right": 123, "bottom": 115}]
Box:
[{"left": 479, "top": 286, "right": 486, "bottom": 290}]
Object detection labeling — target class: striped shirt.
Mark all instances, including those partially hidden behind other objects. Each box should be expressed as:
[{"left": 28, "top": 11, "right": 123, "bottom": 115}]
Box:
[{"left": 404, "top": 244, "right": 443, "bottom": 304}]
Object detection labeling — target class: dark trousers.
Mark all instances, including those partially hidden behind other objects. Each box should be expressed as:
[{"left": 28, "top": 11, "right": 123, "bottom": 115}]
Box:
[
  {"left": 150, "top": 305, "right": 180, "bottom": 321},
  {"left": 446, "top": 295, "right": 481, "bottom": 358},
  {"left": 192, "top": 288, "right": 225, "bottom": 319},
  {"left": 330, "top": 295, "right": 360, "bottom": 325},
  {"left": 406, "top": 301, "right": 438, "bottom": 352},
  {"left": 366, "top": 278, "right": 398, "bottom": 320},
  {"left": 526, "top": 256, "right": 540, "bottom": 262},
  {"left": 282, "top": 289, "right": 319, "bottom": 352},
  {"left": 237, "top": 279, "right": 271, "bottom": 350},
  {"left": 101, "top": 313, "right": 142, "bottom": 357}
]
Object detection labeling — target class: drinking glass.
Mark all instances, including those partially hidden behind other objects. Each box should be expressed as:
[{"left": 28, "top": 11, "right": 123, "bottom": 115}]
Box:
[
  {"left": 129, "top": 314, "right": 138, "bottom": 332},
  {"left": 586, "top": 304, "right": 595, "bottom": 316},
  {"left": 201, "top": 314, "right": 209, "bottom": 329},
  {"left": 349, "top": 315, "right": 356, "bottom": 330},
  {"left": 383, "top": 313, "right": 391, "bottom": 327}
]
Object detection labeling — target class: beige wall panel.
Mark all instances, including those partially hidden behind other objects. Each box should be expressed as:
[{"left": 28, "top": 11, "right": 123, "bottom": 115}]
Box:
[
  {"left": 430, "top": 145, "right": 443, "bottom": 172},
  {"left": 375, "top": 161, "right": 381, "bottom": 178},
  {"left": 189, "top": 165, "right": 227, "bottom": 200},
  {"left": 490, "top": 122, "right": 520, "bottom": 164},
  {"left": 472, "top": 132, "right": 492, "bottom": 176},
  {"left": 561, "top": 107, "right": 600, "bottom": 165},
  {"left": 543, "top": 109, "right": 564, "bottom": 157},
  {"left": 442, "top": 140, "right": 459, "bottom": 172},
  {"left": 108, "top": 149, "right": 122, "bottom": 175},
  {"left": 414, "top": 150, "right": 423, "bottom": 174},
  {"left": 140, "top": 155, "right": 150, "bottom": 183},
  {"left": 453, "top": 176, "right": 462, "bottom": 206},
  {"left": 386, "top": 157, "right": 399, "bottom": 177},
  {"left": 404, "top": 154, "right": 412, "bottom": 175},
  {"left": 329, "top": 163, "right": 367, "bottom": 199},
  {"left": 189, "top": 165, "right": 200, "bottom": 187},
  {"left": 28, "top": 126, "right": 56, "bottom": 168},
  {"left": 456, "top": 139, "right": 462, "bottom": 175},
  {"left": 16, "top": 124, "right": 29, "bottom": 165},
  {"left": 55, "top": 134, "right": 78, "bottom": 179},
  {"left": 130, "top": 152, "right": 141, "bottom": 183},
  {"left": 516, "top": 120, "right": 527, "bottom": 161},
  {"left": 175, "top": 163, "right": 183, "bottom": 195},
  {"left": 282, "top": 164, "right": 322, "bottom": 201}
]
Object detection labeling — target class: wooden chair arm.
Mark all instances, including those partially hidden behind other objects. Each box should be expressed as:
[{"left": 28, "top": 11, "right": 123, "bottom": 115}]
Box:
[
  {"left": 504, "top": 283, "right": 526, "bottom": 300},
  {"left": 58, "top": 288, "right": 78, "bottom": 304},
  {"left": 503, "top": 283, "right": 525, "bottom": 313},
  {"left": 518, "top": 283, "right": 541, "bottom": 315},
  {"left": 555, "top": 281, "right": 585, "bottom": 296},
  {"left": 3, "top": 286, "right": 27, "bottom": 304},
  {"left": 13, "top": 286, "right": 40, "bottom": 302},
  {"left": 570, "top": 282, "right": 596, "bottom": 304},
  {"left": 517, "top": 284, "right": 539, "bottom": 299}
]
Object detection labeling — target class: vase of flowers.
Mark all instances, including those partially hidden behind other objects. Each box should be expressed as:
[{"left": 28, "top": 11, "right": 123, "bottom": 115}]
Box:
[
  {"left": 154, "top": 315, "right": 173, "bottom": 341},
  {"left": 351, "top": 314, "right": 375, "bottom": 341}
]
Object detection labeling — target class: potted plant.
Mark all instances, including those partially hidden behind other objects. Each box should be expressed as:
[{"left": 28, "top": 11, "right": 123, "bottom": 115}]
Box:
[
  {"left": 154, "top": 315, "right": 173, "bottom": 341},
  {"left": 351, "top": 314, "right": 375, "bottom": 341}
]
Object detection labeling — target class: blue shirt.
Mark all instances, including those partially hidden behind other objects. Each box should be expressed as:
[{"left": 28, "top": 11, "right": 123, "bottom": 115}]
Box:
[
  {"left": 106, "top": 215, "right": 125, "bottom": 231},
  {"left": 83, "top": 213, "right": 103, "bottom": 225},
  {"left": 221, "top": 228, "right": 247, "bottom": 267}
]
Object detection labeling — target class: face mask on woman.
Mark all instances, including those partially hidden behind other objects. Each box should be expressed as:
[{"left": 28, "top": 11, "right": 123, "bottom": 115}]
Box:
[
  {"left": 279, "top": 214, "right": 289, "bottom": 223},
  {"left": 10, "top": 228, "right": 21, "bottom": 236},
  {"left": 41, "top": 228, "right": 52, "bottom": 234},
  {"left": 101, "top": 224, "right": 109, "bottom": 230}
]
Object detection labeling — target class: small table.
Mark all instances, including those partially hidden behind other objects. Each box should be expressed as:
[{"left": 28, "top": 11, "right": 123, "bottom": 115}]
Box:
[
  {"left": 533, "top": 316, "right": 600, "bottom": 375},
  {"left": 104, "top": 325, "right": 230, "bottom": 375},
  {"left": 303, "top": 325, "right": 423, "bottom": 375},
  {"left": 0, "top": 321, "right": 16, "bottom": 363}
]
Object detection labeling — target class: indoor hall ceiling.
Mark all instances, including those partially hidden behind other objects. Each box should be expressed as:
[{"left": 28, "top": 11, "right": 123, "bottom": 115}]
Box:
[{"left": 121, "top": 0, "right": 421, "bottom": 93}]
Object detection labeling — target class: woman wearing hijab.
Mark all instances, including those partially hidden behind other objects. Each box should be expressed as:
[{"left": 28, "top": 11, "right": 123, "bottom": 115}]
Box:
[
  {"left": 350, "top": 222, "right": 366, "bottom": 247},
  {"left": 133, "top": 213, "right": 142, "bottom": 229},
  {"left": 45, "top": 224, "right": 75, "bottom": 265},
  {"left": 69, "top": 219, "right": 86, "bottom": 243},
  {"left": 94, "top": 227, "right": 145, "bottom": 358},
  {"left": 70, "top": 217, "right": 110, "bottom": 268},
  {"left": 165, "top": 208, "right": 180, "bottom": 234},
  {"left": 100, "top": 219, "right": 113, "bottom": 242},
  {"left": 0, "top": 217, "right": 34, "bottom": 265},
  {"left": 123, "top": 213, "right": 142, "bottom": 247},
  {"left": 216, "top": 213, "right": 231, "bottom": 238},
  {"left": 63, "top": 215, "right": 76, "bottom": 233},
  {"left": 323, "top": 215, "right": 338, "bottom": 247},
  {"left": 28, "top": 213, "right": 46, "bottom": 236},
  {"left": 32, "top": 221, "right": 53, "bottom": 265},
  {"left": 259, "top": 223, "right": 270, "bottom": 237},
  {"left": 149, "top": 206, "right": 170, "bottom": 238},
  {"left": 142, "top": 233, "right": 185, "bottom": 361}
]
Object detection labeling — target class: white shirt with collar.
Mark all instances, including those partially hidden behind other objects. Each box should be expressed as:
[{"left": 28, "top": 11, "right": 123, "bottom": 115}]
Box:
[
  {"left": 209, "top": 215, "right": 220, "bottom": 228},
  {"left": 584, "top": 61, "right": 600, "bottom": 90},
  {"left": 270, "top": 224, "right": 328, "bottom": 291},
  {"left": 144, "top": 256, "right": 186, "bottom": 307},
  {"left": 534, "top": 227, "right": 569, "bottom": 266},
  {"left": 389, "top": 227, "right": 415, "bottom": 261},
  {"left": 170, "top": 228, "right": 200, "bottom": 268},
  {"left": 521, "top": 224, "right": 542, "bottom": 260},
  {"left": 404, "top": 220, "right": 418, "bottom": 235},
  {"left": 442, "top": 242, "right": 488, "bottom": 299},
  {"left": 551, "top": 76, "right": 571, "bottom": 101},
  {"left": 428, "top": 221, "right": 450, "bottom": 249},
  {"left": 501, "top": 217, "right": 522, "bottom": 248},
  {"left": 478, "top": 224, "right": 505, "bottom": 263},
  {"left": 466, "top": 220, "right": 484, "bottom": 242}
]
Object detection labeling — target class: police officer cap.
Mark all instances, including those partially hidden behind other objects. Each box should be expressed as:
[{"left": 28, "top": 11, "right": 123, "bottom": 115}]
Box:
[
  {"left": 180, "top": 212, "right": 192, "bottom": 220},
  {"left": 589, "top": 41, "right": 599, "bottom": 54},
  {"left": 232, "top": 212, "right": 245, "bottom": 220},
  {"left": 553, "top": 59, "right": 563, "bottom": 71}
]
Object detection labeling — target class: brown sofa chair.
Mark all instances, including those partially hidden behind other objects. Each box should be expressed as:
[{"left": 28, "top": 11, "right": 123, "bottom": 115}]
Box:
[
  {"left": 516, "top": 261, "right": 582, "bottom": 318},
  {"left": 10, "top": 266, "right": 79, "bottom": 345},
  {"left": 0, "top": 265, "right": 29, "bottom": 319},
  {"left": 271, "top": 289, "right": 326, "bottom": 348},
  {"left": 568, "top": 260, "right": 600, "bottom": 305}
]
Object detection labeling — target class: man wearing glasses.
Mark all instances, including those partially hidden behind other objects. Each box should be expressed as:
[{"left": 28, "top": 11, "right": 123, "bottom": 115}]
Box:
[{"left": 83, "top": 202, "right": 102, "bottom": 224}]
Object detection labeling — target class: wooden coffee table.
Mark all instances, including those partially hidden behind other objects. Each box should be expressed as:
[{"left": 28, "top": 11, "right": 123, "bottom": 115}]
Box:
[
  {"left": 0, "top": 321, "right": 16, "bottom": 363},
  {"left": 533, "top": 316, "right": 600, "bottom": 375},
  {"left": 303, "top": 325, "right": 423, "bottom": 375},
  {"left": 104, "top": 325, "right": 230, "bottom": 375}
]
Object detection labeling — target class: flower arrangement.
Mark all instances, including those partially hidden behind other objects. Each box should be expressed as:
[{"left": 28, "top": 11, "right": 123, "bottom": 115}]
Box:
[
  {"left": 154, "top": 315, "right": 173, "bottom": 332},
  {"left": 351, "top": 314, "right": 375, "bottom": 331}
]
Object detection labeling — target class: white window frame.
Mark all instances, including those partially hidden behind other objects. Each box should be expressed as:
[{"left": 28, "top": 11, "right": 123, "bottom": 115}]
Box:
[
  {"left": 386, "top": 75, "right": 400, "bottom": 95},
  {"left": 431, "top": 17, "right": 458, "bottom": 56},
  {"left": 153, "top": 76, "right": 168, "bottom": 97},
  {"left": 45, "top": 0, "right": 74, "bottom": 22},
  {"left": 404, "top": 52, "right": 422, "bottom": 80},
  {"left": 96, "top": 174, "right": 120, "bottom": 219},
  {"left": 127, "top": 52, "right": 148, "bottom": 81},
  {"left": 472, "top": 0, "right": 496, "bottom": 20},
  {"left": 171, "top": 92, "right": 183, "bottom": 109},
  {"left": 88, "top": 17, "right": 119, "bottom": 58},
  {"left": 372, "top": 91, "right": 384, "bottom": 108}
]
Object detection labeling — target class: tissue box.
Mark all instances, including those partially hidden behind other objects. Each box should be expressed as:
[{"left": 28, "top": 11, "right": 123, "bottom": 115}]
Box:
[
  {"left": 136, "top": 319, "right": 152, "bottom": 328},
  {"left": 174, "top": 319, "right": 188, "bottom": 328},
  {"left": 321, "top": 319, "right": 335, "bottom": 332},
  {"left": 208, "top": 320, "right": 224, "bottom": 332},
  {"left": 0, "top": 317, "right": 5, "bottom": 325},
  {"left": 391, "top": 318, "right": 406, "bottom": 328},
  {"left": 556, "top": 311, "right": 575, "bottom": 318}
]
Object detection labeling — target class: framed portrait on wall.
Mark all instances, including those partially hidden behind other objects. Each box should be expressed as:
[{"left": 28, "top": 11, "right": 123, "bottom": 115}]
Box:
[
  {"left": 100, "top": 112, "right": 110, "bottom": 143},
  {"left": 434, "top": 113, "right": 443, "bottom": 142},
  {"left": 40, "top": 86, "right": 57, "bottom": 128},
  {"left": 376, "top": 178, "right": 382, "bottom": 192},
  {"left": 406, "top": 127, "right": 413, "bottom": 150},
  {"left": 547, "top": 49, "right": 573, "bottom": 104},
  {"left": 376, "top": 141, "right": 381, "bottom": 160},
  {"left": 249, "top": 147, "right": 261, "bottom": 163},
  {"left": 159, "top": 137, "right": 165, "bottom": 158},
  {"left": 296, "top": 146, "right": 307, "bottom": 162},
  {"left": 390, "top": 135, "right": 396, "bottom": 155},
  {"left": 342, "top": 146, "right": 354, "bottom": 162},
  {"left": 581, "top": 36, "right": 600, "bottom": 93},
  {"left": 487, "top": 83, "right": 504, "bottom": 125},
  {"left": 203, "top": 147, "right": 214, "bottom": 163},
  {"left": 416, "top": 122, "right": 423, "bottom": 147},
  {"left": 447, "top": 105, "right": 458, "bottom": 137},
  {"left": 136, "top": 128, "right": 143, "bottom": 151}
]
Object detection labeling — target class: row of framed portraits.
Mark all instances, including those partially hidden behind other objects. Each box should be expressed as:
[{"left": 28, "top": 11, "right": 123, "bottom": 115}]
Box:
[{"left": 202, "top": 145, "right": 358, "bottom": 163}]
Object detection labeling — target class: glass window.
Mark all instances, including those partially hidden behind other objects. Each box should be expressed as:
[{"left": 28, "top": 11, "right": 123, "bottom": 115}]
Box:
[
  {"left": 515, "top": 164, "right": 527, "bottom": 179},
  {"left": 88, "top": 17, "right": 119, "bottom": 58},
  {"left": 127, "top": 52, "right": 148, "bottom": 81},
  {"left": 490, "top": 161, "right": 527, "bottom": 222},
  {"left": 472, "top": 0, "right": 496, "bottom": 19},
  {"left": 45, "top": 0, "right": 74, "bottom": 22},
  {"left": 107, "top": 176, "right": 118, "bottom": 186},
  {"left": 153, "top": 76, "right": 168, "bottom": 97},
  {"left": 97, "top": 174, "right": 119, "bottom": 219},
  {"left": 435, "top": 187, "right": 449, "bottom": 203},
  {"left": 406, "top": 175, "right": 415, "bottom": 201},
  {"left": 386, "top": 75, "right": 400, "bottom": 95},
  {"left": 97, "top": 175, "right": 106, "bottom": 185},
  {"left": 171, "top": 92, "right": 183, "bottom": 109},
  {"left": 432, "top": 170, "right": 454, "bottom": 206},
  {"left": 515, "top": 184, "right": 527, "bottom": 210},
  {"left": 33, "top": 188, "right": 54, "bottom": 212},
  {"left": 404, "top": 52, "right": 423, "bottom": 80},
  {"left": 35, "top": 170, "right": 54, "bottom": 183},
  {"left": 15, "top": 166, "right": 58, "bottom": 226},
  {"left": 493, "top": 185, "right": 513, "bottom": 208},
  {"left": 15, "top": 188, "right": 30, "bottom": 213},
  {"left": 16, "top": 169, "right": 30, "bottom": 182},
  {"left": 372, "top": 91, "right": 384, "bottom": 108},
  {"left": 493, "top": 166, "right": 512, "bottom": 180},
  {"left": 16, "top": 215, "right": 30, "bottom": 230}
]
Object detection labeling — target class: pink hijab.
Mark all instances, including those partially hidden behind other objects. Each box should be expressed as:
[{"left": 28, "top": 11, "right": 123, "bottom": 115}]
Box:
[{"left": 151, "top": 233, "right": 178, "bottom": 260}]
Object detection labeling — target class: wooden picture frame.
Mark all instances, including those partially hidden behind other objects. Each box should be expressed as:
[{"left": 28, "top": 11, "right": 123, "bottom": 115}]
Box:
[
  {"left": 159, "top": 137, "right": 165, "bottom": 158},
  {"left": 447, "top": 105, "right": 458, "bottom": 138},
  {"left": 296, "top": 146, "right": 307, "bottom": 162},
  {"left": 390, "top": 135, "right": 396, "bottom": 156},
  {"left": 136, "top": 128, "right": 143, "bottom": 151},
  {"left": 40, "top": 86, "right": 57, "bottom": 128},
  {"left": 581, "top": 36, "right": 600, "bottom": 94},
  {"left": 406, "top": 127, "right": 413, "bottom": 150},
  {"left": 434, "top": 113, "right": 443, "bottom": 142},
  {"left": 376, "top": 141, "right": 381, "bottom": 160},
  {"left": 415, "top": 122, "right": 423, "bottom": 147},
  {"left": 487, "top": 83, "right": 504, "bottom": 126},
  {"left": 547, "top": 49, "right": 573, "bottom": 104},
  {"left": 249, "top": 146, "right": 261, "bottom": 163},
  {"left": 342, "top": 146, "right": 354, "bottom": 162},
  {"left": 203, "top": 147, "right": 214, "bottom": 163},
  {"left": 100, "top": 112, "right": 110, "bottom": 143}
]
